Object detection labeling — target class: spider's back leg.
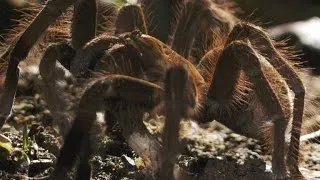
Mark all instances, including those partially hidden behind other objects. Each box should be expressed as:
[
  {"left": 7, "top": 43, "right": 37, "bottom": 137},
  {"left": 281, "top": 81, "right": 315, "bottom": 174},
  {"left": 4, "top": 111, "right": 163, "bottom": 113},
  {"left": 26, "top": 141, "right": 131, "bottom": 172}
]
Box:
[
  {"left": 170, "top": 0, "right": 236, "bottom": 60},
  {"left": 199, "top": 41, "right": 289, "bottom": 179},
  {"left": 227, "top": 23, "right": 305, "bottom": 178},
  {"left": 140, "top": 0, "right": 183, "bottom": 43},
  {"left": 115, "top": 4, "right": 147, "bottom": 35}
]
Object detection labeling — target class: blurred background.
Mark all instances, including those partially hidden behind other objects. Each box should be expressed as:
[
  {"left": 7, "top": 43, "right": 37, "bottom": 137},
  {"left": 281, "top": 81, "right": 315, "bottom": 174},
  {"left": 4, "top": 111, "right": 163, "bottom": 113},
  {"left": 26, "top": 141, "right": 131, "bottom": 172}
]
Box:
[{"left": 234, "top": 0, "right": 320, "bottom": 25}]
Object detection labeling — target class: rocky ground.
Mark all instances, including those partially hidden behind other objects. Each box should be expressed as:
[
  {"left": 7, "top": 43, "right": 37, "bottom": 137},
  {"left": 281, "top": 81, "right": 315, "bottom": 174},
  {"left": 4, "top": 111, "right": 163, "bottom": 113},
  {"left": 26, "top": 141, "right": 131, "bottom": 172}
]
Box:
[{"left": 0, "top": 67, "right": 319, "bottom": 180}]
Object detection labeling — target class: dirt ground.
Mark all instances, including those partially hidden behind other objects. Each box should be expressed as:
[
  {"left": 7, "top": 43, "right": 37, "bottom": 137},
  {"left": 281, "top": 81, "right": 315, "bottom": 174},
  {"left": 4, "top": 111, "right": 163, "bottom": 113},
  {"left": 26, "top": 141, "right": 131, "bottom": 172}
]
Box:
[{"left": 0, "top": 67, "right": 319, "bottom": 180}]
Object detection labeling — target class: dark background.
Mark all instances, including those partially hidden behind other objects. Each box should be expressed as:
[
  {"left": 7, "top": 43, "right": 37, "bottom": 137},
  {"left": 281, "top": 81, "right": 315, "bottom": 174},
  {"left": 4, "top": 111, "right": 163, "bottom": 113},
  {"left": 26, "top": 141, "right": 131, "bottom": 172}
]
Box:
[{"left": 234, "top": 0, "right": 320, "bottom": 25}]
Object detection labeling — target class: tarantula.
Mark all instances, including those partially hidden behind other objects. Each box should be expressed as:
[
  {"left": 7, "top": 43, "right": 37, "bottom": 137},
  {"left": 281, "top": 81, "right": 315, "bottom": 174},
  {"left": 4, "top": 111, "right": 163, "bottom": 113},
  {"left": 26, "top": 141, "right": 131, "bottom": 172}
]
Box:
[{"left": 0, "top": 0, "right": 307, "bottom": 179}]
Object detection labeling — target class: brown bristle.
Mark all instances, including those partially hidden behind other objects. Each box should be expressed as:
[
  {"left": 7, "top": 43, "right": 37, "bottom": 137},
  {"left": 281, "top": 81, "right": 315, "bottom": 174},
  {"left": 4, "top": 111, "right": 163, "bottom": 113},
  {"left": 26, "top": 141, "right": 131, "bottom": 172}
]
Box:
[{"left": 0, "top": 1, "right": 72, "bottom": 69}]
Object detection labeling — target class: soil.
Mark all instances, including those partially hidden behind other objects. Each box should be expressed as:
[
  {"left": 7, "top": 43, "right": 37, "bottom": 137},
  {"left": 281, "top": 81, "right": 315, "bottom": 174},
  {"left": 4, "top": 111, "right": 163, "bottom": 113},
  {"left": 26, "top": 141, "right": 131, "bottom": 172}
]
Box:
[{"left": 0, "top": 67, "right": 319, "bottom": 180}]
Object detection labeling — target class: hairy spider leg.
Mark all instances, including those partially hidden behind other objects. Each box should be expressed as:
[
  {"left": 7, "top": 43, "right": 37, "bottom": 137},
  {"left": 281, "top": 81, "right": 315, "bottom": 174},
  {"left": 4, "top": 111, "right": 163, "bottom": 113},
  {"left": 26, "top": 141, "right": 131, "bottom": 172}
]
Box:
[
  {"left": 159, "top": 65, "right": 197, "bottom": 180},
  {"left": 39, "top": 42, "right": 75, "bottom": 137},
  {"left": 227, "top": 23, "right": 305, "bottom": 178},
  {"left": 0, "top": 0, "right": 97, "bottom": 129},
  {"left": 171, "top": 0, "right": 236, "bottom": 60},
  {"left": 38, "top": 0, "right": 110, "bottom": 136},
  {"left": 199, "top": 41, "right": 289, "bottom": 179},
  {"left": 115, "top": 4, "right": 147, "bottom": 35},
  {"left": 140, "top": 0, "right": 183, "bottom": 43},
  {"left": 53, "top": 75, "right": 163, "bottom": 179}
]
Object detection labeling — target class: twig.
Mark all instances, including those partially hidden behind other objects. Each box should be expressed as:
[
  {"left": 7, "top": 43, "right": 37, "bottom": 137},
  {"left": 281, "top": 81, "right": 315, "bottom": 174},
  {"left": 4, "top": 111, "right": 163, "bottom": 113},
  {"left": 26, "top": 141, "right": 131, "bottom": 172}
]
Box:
[{"left": 300, "top": 130, "right": 320, "bottom": 142}]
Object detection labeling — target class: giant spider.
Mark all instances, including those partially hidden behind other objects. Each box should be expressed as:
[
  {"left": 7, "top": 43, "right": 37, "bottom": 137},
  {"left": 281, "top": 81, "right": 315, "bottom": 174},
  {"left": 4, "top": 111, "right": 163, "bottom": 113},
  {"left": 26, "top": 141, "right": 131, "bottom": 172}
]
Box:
[{"left": 0, "top": 0, "right": 307, "bottom": 179}]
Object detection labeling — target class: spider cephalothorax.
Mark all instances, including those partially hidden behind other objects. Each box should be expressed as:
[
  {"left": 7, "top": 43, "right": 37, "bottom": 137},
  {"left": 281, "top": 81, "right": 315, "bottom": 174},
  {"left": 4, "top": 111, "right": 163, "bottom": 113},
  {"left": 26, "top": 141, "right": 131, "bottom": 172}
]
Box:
[{"left": 0, "top": 0, "right": 309, "bottom": 179}]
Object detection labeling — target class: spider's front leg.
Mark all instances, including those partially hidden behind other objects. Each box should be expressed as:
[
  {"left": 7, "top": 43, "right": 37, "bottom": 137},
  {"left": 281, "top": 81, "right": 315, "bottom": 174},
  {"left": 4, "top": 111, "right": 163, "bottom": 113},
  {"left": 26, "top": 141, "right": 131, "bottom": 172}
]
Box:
[
  {"left": 38, "top": 0, "right": 100, "bottom": 136},
  {"left": 199, "top": 41, "right": 289, "bottom": 179},
  {"left": 159, "top": 65, "right": 198, "bottom": 180},
  {"left": 69, "top": 2, "right": 154, "bottom": 78},
  {"left": 39, "top": 35, "right": 125, "bottom": 137},
  {"left": 53, "top": 76, "right": 163, "bottom": 180},
  {"left": 39, "top": 42, "right": 76, "bottom": 137},
  {"left": 70, "top": 34, "right": 121, "bottom": 77},
  {"left": 0, "top": 0, "right": 97, "bottom": 128},
  {"left": 0, "top": 48, "right": 19, "bottom": 128}
]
